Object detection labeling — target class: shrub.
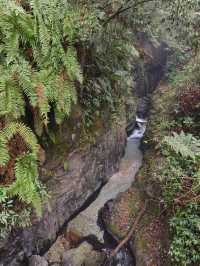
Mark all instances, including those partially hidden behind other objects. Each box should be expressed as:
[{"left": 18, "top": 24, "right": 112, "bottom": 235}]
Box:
[
  {"left": 160, "top": 131, "right": 200, "bottom": 265},
  {"left": 163, "top": 131, "right": 200, "bottom": 160},
  {"left": 170, "top": 204, "right": 200, "bottom": 265},
  {"left": 0, "top": 187, "right": 31, "bottom": 239},
  {"left": 179, "top": 87, "right": 200, "bottom": 117}
]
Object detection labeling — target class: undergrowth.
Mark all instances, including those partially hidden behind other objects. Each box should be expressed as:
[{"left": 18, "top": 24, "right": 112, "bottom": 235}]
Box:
[{"left": 151, "top": 55, "right": 200, "bottom": 265}]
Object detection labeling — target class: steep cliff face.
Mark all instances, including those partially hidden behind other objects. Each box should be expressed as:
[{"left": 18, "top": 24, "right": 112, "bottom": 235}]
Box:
[
  {"left": 135, "top": 32, "right": 168, "bottom": 98},
  {"left": 0, "top": 123, "right": 126, "bottom": 266},
  {"left": 127, "top": 34, "right": 168, "bottom": 133}
]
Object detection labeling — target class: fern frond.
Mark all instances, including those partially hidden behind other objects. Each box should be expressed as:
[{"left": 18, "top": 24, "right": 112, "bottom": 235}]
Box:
[
  {"left": 64, "top": 46, "right": 83, "bottom": 83},
  {"left": 1, "top": 122, "right": 39, "bottom": 157},
  {"left": 54, "top": 108, "right": 66, "bottom": 125},
  {"left": 0, "top": 68, "right": 25, "bottom": 118},
  {"left": 164, "top": 131, "right": 200, "bottom": 159},
  {"left": 0, "top": 138, "right": 10, "bottom": 166},
  {"left": 14, "top": 60, "right": 38, "bottom": 107},
  {"left": 9, "top": 153, "right": 43, "bottom": 217}
]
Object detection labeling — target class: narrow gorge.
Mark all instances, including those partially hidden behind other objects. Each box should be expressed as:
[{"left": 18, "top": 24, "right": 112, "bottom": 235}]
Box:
[
  {"left": 0, "top": 34, "right": 168, "bottom": 266},
  {"left": 0, "top": 2, "right": 199, "bottom": 266}
]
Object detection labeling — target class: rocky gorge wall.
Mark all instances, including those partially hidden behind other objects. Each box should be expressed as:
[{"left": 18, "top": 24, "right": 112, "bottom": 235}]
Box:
[
  {"left": 127, "top": 33, "right": 168, "bottom": 134},
  {"left": 0, "top": 33, "right": 168, "bottom": 266},
  {"left": 0, "top": 123, "right": 126, "bottom": 266}
]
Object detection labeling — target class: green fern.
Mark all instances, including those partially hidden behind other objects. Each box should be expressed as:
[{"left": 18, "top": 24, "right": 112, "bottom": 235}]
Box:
[
  {"left": 0, "top": 122, "right": 39, "bottom": 157},
  {"left": 9, "top": 153, "right": 43, "bottom": 217},
  {"left": 0, "top": 0, "right": 97, "bottom": 237},
  {"left": 164, "top": 131, "right": 200, "bottom": 160},
  {"left": 0, "top": 187, "right": 31, "bottom": 239},
  {"left": 0, "top": 0, "right": 86, "bottom": 127},
  {"left": 0, "top": 122, "right": 43, "bottom": 218},
  {"left": 0, "top": 138, "right": 10, "bottom": 166},
  {"left": 64, "top": 47, "right": 83, "bottom": 83}
]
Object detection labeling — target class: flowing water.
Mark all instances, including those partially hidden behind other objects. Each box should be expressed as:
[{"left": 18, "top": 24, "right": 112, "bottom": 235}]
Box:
[
  {"left": 43, "top": 111, "right": 148, "bottom": 266},
  {"left": 66, "top": 137, "right": 143, "bottom": 242},
  {"left": 58, "top": 36, "right": 167, "bottom": 264},
  {"left": 62, "top": 121, "right": 145, "bottom": 265},
  {"left": 127, "top": 116, "right": 147, "bottom": 140}
]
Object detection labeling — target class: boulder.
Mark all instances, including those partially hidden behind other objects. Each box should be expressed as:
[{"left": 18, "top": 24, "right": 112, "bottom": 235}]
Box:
[
  {"left": 101, "top": 186, "right": 170, "bottom": 266},
  {"left": 101, "top": 187, "right": 143, "bottom": 240},
  {"left": 44, "top": 235, "right": 70, "bottom": 265},
  {"left": 29, "top": 255, "right": 48, "bottom": 266},
  {"left": 62, "top": 242, "right": 106, "bottom": 266}
]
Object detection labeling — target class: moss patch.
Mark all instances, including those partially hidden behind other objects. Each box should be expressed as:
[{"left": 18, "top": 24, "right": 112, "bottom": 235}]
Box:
[{"left": 102, "top": 187, "right": 144, "bottom": 240}]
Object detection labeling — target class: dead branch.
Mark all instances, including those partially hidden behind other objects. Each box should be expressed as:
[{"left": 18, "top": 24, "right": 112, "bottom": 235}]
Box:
[
  {"left": 110, "top": 200, "right": 148, "bottom": 258},
  {"left": 103, "top": 0, "right": 154, "bottom": 26}
]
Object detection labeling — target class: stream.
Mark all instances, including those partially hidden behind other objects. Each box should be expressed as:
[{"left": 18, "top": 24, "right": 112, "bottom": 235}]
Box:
[
  {"left": 39, "top": 33, "right": 168, "bottom": 266},
  {"left": 43, "top": 118, "right": 147, "bottom": 266}
]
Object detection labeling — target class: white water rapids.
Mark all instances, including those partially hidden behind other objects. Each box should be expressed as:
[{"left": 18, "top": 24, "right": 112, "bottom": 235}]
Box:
[{"left": 127, "top": 116, "right": 147, "bottom": 140}]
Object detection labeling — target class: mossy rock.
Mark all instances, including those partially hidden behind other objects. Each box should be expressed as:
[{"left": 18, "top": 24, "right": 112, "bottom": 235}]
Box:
[
  {"left": 133, "top": 212, "right": 171, "bottom": 266},
  {"left": 62, "top": 242, "right": 106, "bottom": 266},
  {"left": 135, "top": 149, "right": 163, "bottom": 200},
  {"left": 101, "top": 187, "right": 144, "bottom": 240}
]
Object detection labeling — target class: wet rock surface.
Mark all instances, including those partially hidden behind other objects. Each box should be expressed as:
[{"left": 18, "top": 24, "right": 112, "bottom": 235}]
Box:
[
  {"left": 0, "top": 125, "right": 126, "bottom": 266},
  {"left": 62, "top": 242, "right": 105, "bottom": 266},
  {"left": 101, "top": 185, "right": 170, "bottom": 266},
  {"left": 36, "top": 139, "right": 142, "bottom": 266},
  {"left": 29, "top": 256, "right": 48, "bottom": 266},
  {"left": 100, "top": 137, "right": 171, "bottom": 265},
  {"left": 66, "top": 140, "right": 142, "bottom": 243},
  {"left": 101, "top": 187, "right": 144, "bottom": 241},
  {"left": 135, "top": 32, "right": 168, "bottom": 98}
]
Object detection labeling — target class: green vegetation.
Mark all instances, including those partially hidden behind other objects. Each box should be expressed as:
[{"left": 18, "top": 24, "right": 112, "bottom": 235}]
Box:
[
  {"left": 0, "top": 0, "right": 100, "bottom": 238},
  {"left": 161, "top": 115, "right": 200, "bottom": 265},
  {"left": 0, "top": 0, "right": 157, "bottom": 238},
  {"left": 0, "top": 0, "right": 92, "bottom": 238},
  {"left": 0, "top": 2, "right": 200, "bottom": 265},
  {"left": 145, "top": 51, "right": 200, "bottom": 265},
  {"left": 170, "top": 204, "right": 200, "bottom": 265},
  {"left": 0, "top": 187, "right": 31, "bottom": 239}
]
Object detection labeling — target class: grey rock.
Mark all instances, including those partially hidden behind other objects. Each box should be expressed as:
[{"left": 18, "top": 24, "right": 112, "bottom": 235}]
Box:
[
  {"left": 136, "top": 96, "right": 151, "bottom": 119},
  {"left": 135, "top": 32, "right": 168, "bottom": 98},
  {"left": 44, "top": 235, "right": 70, "bottom": 265},
  {"left": 29, "top": 255, "right": 48, "bottom": 266},
  {"left": 0, "top": 125, "right": 126, "bottom": 265},
  {"left": 67, "top": 139, "right": 142, "bottom": 242},
  {"left": 62, "top": 242, "right": 105, "bottom": 266}
]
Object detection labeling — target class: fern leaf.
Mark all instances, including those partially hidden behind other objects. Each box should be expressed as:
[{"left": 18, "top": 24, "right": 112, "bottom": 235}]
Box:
[
  {"left": 9, "top": 153, "right": 43, "bottom": 217},
  {"left": 0, "top": 137, "right": 10, "bottom": 166},
  {"left": 164, "top": 131, "right": 200, "bottom": 159},
  {"left": 1, "top": 122, "right": 39, "bottom": 157},
  {"left": 64, "top": 46, "right": 83, "bottom": 83}
]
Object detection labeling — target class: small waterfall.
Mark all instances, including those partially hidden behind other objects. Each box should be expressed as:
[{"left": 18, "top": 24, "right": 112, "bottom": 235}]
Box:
[{"left": 127, "top": 116, "right": 147, "bottom": 140}]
